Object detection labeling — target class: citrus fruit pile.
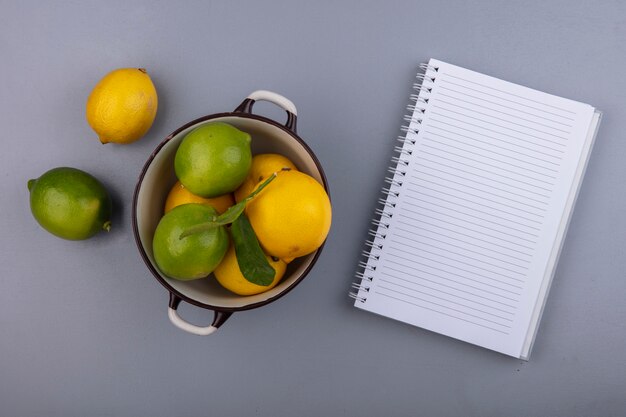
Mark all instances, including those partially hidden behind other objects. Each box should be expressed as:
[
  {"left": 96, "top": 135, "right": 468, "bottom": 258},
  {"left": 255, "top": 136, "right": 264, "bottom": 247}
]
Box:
[{"left": 152, "top": 122, "right": 332, "bottom": 296}]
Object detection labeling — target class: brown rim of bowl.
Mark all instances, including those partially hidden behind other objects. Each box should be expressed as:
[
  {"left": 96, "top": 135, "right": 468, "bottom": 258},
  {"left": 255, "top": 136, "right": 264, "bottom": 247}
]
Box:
[{"left": 132, "top": 111, "right": 331, "bottom": 313}]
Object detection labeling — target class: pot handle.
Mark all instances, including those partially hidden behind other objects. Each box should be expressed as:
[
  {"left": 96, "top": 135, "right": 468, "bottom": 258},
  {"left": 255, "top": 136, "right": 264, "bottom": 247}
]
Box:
[
  {"left": 167, "top": 293, "right": 232, "bottom": 336},
  {"left": 234, "top": 90, "right": 298, "bottom": 133}
]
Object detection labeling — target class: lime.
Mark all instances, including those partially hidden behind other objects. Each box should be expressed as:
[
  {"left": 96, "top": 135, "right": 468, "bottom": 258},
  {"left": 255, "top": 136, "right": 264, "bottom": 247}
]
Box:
[
  {"left": 152, "top": 204, "right": 229, "bottom": 280},
  {"left": 174, "top": 123, "right": 252, "bottom": 197},
  {"left": 28, "top": 167, "right": 112, "bottom": 240}
]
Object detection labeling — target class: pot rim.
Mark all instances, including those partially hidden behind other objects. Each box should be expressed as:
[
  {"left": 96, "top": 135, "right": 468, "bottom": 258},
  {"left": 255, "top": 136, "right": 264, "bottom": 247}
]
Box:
[{"left": 132, "top": 111, "right": 330, "bottom": 313}]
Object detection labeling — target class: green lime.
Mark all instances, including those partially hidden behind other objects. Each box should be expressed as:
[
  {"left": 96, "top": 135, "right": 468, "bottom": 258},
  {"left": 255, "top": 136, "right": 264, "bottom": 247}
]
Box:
[
  {"left": 152, "top": 204, "right": 229, "bottom": 280},
  {"left": 174, "top": 122, "right": 252, "bottom": 198},
  {"left": 28, "top": 167, "right": 112, "bottom": 240}
]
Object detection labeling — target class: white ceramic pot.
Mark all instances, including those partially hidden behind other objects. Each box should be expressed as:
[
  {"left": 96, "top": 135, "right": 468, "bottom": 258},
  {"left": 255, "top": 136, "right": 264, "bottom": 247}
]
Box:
[{"left": 133, "top": 91, "right": 330, "bottom": 335}]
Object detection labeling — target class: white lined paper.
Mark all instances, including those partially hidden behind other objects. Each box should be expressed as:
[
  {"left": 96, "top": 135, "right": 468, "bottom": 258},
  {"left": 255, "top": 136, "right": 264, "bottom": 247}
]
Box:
[{"left": 354, "top": 59, "right": 598, "bottom": 358}]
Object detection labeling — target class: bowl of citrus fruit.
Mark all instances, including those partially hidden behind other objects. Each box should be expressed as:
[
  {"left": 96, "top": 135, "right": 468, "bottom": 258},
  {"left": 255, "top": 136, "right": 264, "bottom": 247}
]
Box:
[{"left": 133, "top": 91, "right": 331, "bottom": 335}]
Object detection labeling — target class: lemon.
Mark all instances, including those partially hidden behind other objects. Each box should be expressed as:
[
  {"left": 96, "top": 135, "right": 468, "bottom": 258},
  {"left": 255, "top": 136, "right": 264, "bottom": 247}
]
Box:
[
  {"left": 214, "top": 244, "right": 287, "bottom": 296},
  {"left": 234, "top": 153, "right": 298, "bottom": 202},
  {"left": 174, "top": 123, "right": 252, "bottom": 197},
  {"left": 86, "top": 68, "right": 158, "bottom": 144},
  {"left": 246, "top": 170, "right": 331, "bottom": 260},
  {"left": 164, "top": 181, "right": 234, "bottom": 214},
  {"left": 152, "top": 204, "right": 229, "bottom": 281},
  {"left": 28, "top": 167, "right": 112, "bottom": 240}
]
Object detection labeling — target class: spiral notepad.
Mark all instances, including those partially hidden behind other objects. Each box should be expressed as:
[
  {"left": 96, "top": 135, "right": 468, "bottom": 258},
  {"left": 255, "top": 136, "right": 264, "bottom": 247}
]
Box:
[{"left": 350, "top": 59, "right": 602, "bottom": 359}]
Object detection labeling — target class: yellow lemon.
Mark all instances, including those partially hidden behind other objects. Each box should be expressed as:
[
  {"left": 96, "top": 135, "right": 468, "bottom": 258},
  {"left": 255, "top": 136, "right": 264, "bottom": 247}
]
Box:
[
  {"left": 246, "top": 170, "right": 331, "bottom": 260},
  {"left": 164, "top": 181, "right": 234, "bottom": 214},
  {"left": 214, "top": 244, "right": 287, "bottom": 296},
  {"left": 234, "top": 153, "right": 298, "bottom": 202},
  {"left": 86, "top": 68, "right": 158, "bottom": 144}
]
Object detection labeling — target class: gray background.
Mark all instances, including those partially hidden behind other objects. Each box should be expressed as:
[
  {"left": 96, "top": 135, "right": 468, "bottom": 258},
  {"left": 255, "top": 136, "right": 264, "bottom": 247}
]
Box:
[{"left": 1, "top": 1, "right": 625, "bottom": 416}]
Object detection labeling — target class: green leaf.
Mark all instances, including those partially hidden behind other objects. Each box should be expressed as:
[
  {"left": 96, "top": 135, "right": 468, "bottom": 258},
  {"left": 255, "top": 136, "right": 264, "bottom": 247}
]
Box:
[
  {"left": 214, "top": 201, "right": 246, "bottom": 225},
  {"left": 177, "top": 214, "right": 227, "bottom": 239},
  {"left": 231, "top": 213, "right": 275, "bottom": 286},
  {"left": 179, "top": 173, "right": 277, "bottom": 240}
]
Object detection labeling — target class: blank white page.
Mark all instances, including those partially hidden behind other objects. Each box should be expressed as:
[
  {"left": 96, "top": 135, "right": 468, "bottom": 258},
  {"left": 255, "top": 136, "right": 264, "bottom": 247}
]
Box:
[{"left": 354, "top": 59, "right": 596, "bottom": 358}]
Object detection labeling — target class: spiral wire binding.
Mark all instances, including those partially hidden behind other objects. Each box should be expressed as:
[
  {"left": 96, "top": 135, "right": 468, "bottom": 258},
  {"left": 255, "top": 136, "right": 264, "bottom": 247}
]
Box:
[
  {"left": 397, "top": 135, "right": 416, "bottom": 145},
  {"left": 391, "top": 156, "right": 410, "bottom": 166},
  {"left": 374, "top": 208, "right": 393, "bottom": 219},
  {"left": 388, "top": 167, "right": 405, "bottom": 177},
  {"left": 380, "top": 187, "right": 399, "bottom": 198},
  {"left": 383, "top": 176, "right": 403, "bottom": 187},
  {"left": 419, "top": 62, "right": 440, "bottom": 72},
  {"left": 367, "top": 229, "right": 386, "bottom": 240},
  {"left": 350, "top": 62, "right": 438, "bottom": 304}
]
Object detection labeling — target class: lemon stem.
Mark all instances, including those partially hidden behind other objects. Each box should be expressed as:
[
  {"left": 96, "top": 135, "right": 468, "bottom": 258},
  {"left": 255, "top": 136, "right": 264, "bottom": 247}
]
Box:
[
  {"left": 103, "top": 221, "right": 111, "bottom": 232},
  {"left": 27, "top": 179, "right": 36, "bottom": 191},
  {"left": 179, "top": 173, "right": 277, "bottom": 240}
]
